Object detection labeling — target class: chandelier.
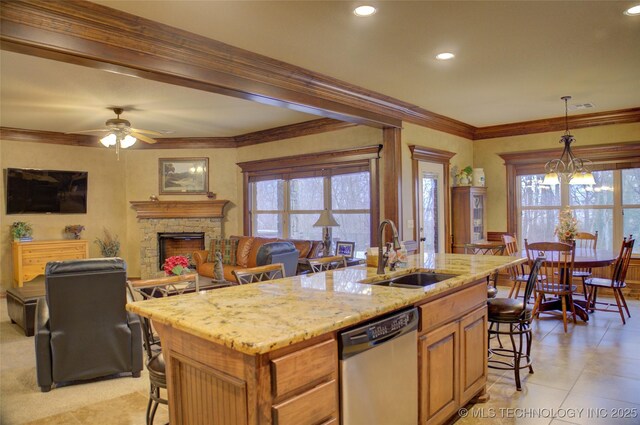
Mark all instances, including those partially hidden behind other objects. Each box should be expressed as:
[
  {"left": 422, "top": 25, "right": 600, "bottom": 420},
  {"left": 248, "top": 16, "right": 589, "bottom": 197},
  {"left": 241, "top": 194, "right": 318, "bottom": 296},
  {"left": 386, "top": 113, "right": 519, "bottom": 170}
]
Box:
[{"left": 543, "top": 96, "right": 595, "bottom": 185}]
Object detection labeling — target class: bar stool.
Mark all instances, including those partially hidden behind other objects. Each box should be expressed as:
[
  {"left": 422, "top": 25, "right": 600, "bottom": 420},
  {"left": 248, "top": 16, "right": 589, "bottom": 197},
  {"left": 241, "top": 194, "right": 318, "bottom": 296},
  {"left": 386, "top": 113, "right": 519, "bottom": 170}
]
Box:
[{"left": 488, "top": 257, "right": 543, "bottom": 390}]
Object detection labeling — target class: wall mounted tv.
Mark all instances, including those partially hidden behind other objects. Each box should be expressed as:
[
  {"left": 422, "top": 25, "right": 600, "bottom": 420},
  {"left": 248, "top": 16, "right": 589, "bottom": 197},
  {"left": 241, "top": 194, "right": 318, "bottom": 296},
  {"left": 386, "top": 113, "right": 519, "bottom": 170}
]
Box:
[{"left": 5, "top": 168, "right": 88, "bottom": 214}]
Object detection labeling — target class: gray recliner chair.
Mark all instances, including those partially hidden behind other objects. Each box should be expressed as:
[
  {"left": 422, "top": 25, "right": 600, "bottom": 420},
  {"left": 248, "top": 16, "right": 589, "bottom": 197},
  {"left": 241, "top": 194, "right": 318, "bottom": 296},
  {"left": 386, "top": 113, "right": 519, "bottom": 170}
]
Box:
[
  {"left": 35, "top": 258, "right": 143, "bottom": 392},
  {"left": 256, "top": 241, "right": 299, "bottom": 277}
]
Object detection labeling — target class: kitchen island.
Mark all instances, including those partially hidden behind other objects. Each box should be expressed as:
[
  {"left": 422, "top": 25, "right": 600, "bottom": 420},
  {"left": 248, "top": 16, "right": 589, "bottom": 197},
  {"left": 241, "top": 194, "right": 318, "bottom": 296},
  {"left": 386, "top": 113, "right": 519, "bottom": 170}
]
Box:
[{"left": 127, "top": 253, "right": 525, "bottom": 425}]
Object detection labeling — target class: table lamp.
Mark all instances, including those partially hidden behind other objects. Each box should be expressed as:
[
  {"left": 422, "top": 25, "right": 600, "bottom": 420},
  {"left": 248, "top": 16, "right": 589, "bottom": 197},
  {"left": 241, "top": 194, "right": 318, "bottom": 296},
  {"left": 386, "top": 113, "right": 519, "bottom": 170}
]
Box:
[{"left": 314, "top": 209, "right": 339, "bottom": 256}]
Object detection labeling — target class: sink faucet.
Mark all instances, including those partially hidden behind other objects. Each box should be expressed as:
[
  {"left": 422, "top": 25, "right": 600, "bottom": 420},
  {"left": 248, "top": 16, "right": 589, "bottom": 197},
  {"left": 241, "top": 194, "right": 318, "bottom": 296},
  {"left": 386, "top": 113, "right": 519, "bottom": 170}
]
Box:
[{"left": 377, "top": 219, "right": 401, "bottom": 274}]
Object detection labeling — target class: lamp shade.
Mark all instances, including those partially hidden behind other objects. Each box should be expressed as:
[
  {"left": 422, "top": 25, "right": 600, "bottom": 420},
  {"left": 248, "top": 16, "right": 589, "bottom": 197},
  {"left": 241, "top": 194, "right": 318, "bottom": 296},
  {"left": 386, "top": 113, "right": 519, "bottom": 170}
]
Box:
[{"left": 314, "top": 210, "right": 339, "bottom": 227}]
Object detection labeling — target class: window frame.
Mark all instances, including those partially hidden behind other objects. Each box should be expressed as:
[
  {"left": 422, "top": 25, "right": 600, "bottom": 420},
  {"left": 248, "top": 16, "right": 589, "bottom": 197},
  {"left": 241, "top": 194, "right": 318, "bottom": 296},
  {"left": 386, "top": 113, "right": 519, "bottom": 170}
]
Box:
[
  {"left": 501, "top": 141, "right": 640, "bottom": 251},
  {"left": 238, "top": 145, "right": 381, "bottom": 245}
]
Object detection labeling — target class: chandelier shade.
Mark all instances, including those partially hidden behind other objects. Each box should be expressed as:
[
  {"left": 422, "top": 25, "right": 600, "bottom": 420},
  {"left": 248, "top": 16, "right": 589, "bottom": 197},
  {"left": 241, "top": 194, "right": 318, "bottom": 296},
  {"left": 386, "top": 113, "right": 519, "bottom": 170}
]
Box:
[{"left": 543, "top": 96, "right": 595, "bottom": 186}]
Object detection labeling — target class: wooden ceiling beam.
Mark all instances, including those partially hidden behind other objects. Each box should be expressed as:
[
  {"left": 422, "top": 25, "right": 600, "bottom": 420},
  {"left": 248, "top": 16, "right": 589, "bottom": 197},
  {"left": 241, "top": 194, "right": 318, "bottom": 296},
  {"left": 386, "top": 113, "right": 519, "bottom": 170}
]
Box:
[{"left": 0, "top": 0, "right": 402, "bottom": 129}]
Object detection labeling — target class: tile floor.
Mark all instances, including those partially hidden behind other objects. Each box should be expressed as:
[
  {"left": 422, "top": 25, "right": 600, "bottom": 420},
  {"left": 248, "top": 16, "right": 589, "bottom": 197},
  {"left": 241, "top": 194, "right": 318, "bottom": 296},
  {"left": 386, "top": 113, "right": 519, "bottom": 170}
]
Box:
[{"left": 1, "top": 290, "right": 639, "bottom": 424}]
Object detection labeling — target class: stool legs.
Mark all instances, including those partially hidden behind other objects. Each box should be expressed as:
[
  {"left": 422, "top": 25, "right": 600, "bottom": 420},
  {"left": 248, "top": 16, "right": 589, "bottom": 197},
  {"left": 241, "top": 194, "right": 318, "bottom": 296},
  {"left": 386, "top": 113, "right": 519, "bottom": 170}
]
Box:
[{"left": 488, "top": 320, "right": 533, "bottom": 391}]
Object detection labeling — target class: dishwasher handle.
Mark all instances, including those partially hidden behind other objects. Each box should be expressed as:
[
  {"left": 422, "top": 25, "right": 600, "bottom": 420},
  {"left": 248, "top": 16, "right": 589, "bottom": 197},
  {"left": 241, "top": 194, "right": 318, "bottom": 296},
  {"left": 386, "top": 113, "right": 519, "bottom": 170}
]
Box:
[{"left": 339, "top": 308, "right": 419, "bottom": 360}]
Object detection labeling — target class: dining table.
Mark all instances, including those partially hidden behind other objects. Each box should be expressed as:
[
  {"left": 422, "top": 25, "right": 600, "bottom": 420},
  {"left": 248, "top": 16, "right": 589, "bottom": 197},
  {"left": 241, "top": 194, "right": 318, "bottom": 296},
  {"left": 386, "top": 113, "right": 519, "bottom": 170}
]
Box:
[{"left": 520, "top": 246, "right": 618, "bottom": 322}]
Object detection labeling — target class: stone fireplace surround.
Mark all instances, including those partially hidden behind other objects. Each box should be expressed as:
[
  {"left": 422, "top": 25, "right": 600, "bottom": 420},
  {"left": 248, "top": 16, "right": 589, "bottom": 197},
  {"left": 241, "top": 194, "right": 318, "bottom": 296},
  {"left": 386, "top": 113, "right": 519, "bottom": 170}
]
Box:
[{"left": 130, "top": 200, "right": 229, "bottom": 279}]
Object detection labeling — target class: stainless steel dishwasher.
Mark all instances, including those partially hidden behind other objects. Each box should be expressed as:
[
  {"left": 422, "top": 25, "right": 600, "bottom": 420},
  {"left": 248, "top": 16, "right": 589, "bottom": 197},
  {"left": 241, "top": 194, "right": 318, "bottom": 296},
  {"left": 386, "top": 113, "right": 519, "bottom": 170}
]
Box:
[{"left": 339, "top": 307, "right": 419, "bottom": 425}]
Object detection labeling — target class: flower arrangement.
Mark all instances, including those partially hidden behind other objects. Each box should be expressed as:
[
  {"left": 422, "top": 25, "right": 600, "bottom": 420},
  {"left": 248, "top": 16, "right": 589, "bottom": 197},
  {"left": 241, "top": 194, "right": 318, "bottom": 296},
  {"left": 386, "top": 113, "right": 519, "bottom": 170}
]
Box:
[
  {"left": 95, "top": 228, "right": 120, "bottom": 257},
  {"left": 455, "top": 166, "right": 473, "bottom": 185},
  {"left": 555, "top": 207, "right": 579, "bottom": 242},
  {"left": 163, "top": 255, "right": 190, "bottom": 276},
  {"left": 11, "top": 221, "right": 33, "bottom": 240},
  {"left": 64, "top": 225, "right": 85, "bottom": 239}
]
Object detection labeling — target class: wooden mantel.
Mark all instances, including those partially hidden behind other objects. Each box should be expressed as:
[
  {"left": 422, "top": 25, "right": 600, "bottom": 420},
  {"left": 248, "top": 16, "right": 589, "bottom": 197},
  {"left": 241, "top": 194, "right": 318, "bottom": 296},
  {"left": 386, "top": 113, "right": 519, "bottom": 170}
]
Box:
[{"left": 130, "top": 200, "right": 229, "bottom": 219}]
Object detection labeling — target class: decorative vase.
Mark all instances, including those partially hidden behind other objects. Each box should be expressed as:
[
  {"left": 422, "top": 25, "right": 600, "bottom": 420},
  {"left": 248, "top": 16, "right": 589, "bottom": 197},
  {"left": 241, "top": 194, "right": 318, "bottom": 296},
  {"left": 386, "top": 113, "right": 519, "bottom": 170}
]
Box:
[
  {"left": 473, "top": 168, "right": 485, "bottom": 187},
  {"left": 458, "top": 174, "right": 471, "bottom": 186}
]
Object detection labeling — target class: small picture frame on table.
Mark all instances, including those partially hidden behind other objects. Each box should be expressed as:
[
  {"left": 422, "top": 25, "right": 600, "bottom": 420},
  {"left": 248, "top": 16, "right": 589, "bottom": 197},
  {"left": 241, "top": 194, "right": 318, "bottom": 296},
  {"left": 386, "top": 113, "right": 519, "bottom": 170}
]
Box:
[
  {"left": 335, "top": 241, "right": 356, "bottom": 258},
  {"left": 159, "top": 157, "right": 209, "bottom": 194}
]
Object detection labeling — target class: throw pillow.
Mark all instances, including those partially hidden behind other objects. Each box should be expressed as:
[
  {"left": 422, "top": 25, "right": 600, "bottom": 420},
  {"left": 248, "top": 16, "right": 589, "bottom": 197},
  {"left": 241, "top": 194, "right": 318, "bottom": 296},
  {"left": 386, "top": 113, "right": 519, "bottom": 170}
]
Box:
[
  {"left": 209, "top": 238, "right": 238, "bottom": 265},
  {"left": 213, "top": 252, "right": 225, "bottom": 281}
]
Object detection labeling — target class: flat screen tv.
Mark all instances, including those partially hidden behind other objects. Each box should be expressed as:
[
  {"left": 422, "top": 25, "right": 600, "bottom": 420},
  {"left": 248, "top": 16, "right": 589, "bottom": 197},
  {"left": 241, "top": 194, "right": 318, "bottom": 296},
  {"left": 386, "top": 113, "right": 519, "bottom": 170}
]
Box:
[{"left": 5, "top": 168, "right": 88, "bottom": 214}]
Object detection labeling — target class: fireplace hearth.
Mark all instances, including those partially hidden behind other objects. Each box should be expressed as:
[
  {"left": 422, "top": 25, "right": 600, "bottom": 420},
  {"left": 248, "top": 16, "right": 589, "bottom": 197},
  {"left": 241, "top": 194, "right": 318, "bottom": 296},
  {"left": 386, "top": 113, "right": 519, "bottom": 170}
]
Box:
[{"left": 158, "top": 232, "right": 204, "bottom": 270}]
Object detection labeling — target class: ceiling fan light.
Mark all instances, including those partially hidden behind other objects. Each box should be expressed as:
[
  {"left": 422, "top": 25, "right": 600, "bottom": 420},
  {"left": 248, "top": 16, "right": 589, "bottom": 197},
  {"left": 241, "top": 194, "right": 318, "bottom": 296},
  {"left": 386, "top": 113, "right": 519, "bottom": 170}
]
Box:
[
  {"left": 100, "top": 133, "right": 117, "bottom": 147},
  {"left": 543, "top": 172, "right": 560, "bottom": 185},
  {"left": 120, "top": 135, "right": 137, "bottom": 148}
]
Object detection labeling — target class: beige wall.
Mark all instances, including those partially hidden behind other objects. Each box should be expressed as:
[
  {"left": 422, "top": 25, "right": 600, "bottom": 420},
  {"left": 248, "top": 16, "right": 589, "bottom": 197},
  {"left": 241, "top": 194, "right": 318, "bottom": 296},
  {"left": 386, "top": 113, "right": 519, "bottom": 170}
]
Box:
[
  {"left": 0, "top": 140, "right": 127, "bottom": 290},
  {"left": 236, "top": 125, "right": 383, "bottom": 233},
  {"left": 401, "top": 123, "right": 474, "bottom": 240},
  {"left": 3, "top": 122, "right": 636, "bottom": 287},
  {"left": 122, "top": 148, "right": 239, "bottom": 277},
  {"left": 474, "top": 122, "right": 640, "bottom": 232}
]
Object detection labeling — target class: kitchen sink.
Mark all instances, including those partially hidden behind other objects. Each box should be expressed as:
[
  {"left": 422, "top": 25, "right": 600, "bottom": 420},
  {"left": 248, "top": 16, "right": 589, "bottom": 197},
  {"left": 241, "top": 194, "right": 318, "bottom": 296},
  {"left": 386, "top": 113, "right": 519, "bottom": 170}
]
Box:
[{"left": 366, "top": 272, "right": 459, "bottom": 289}]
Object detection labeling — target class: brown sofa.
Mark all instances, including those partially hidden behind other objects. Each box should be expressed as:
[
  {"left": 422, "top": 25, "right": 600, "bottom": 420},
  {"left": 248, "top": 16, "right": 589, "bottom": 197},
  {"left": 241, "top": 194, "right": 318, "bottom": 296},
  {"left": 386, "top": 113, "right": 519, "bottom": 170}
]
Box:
[{"left": 193, "top": 236, "right": 324, "bottom": 282}]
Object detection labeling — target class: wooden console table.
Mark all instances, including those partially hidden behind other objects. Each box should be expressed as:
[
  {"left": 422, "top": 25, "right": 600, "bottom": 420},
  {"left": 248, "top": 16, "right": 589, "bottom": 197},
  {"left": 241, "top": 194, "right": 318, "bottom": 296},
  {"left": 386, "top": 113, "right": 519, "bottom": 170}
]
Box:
[{"left": 12, "top": 240, "right": 89, "bottom": 287}]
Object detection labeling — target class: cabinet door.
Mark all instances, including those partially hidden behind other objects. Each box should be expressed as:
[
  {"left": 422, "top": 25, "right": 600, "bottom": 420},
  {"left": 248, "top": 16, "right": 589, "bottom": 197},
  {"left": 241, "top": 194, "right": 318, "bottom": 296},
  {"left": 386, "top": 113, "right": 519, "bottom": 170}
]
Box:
[
  {"left": 459, "top": 306, "right": 488, "bottom": 404},
  {"left": 419, "top": 321, "right": 459, "bottom": 425}
]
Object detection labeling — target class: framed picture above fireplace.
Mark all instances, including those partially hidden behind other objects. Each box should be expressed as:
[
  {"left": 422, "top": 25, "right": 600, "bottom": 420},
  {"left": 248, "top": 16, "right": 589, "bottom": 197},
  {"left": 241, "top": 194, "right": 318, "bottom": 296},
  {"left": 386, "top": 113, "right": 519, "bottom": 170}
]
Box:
[{"left": 159, "top": 157, "right": 209, "bottom": 195}]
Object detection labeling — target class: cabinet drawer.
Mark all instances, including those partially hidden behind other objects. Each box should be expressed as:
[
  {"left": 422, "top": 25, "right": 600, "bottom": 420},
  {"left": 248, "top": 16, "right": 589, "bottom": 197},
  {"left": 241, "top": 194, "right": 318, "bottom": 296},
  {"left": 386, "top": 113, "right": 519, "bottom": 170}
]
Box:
[
  {"left": 272, "top": 379, "right": 337, "bottom": 425},
  {"left": 271, "top": 338, "right": 336, "bottom": 398},
  {"left": 420, "top": 282, "right": 486, "bottom": 333}
]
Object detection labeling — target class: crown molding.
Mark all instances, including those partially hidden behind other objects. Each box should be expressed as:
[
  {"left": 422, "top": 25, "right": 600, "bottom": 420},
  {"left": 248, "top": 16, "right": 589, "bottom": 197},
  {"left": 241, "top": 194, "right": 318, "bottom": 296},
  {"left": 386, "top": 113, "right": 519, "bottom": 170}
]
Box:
[
  {"left": 474, "top": 107, "right": 640, "bottom": 140},
  {"left": 0, "top": 118, "right": 354, "bottom": 149},
  {"left": 0, "top": 127, "right": 97, "bottom": 146}
]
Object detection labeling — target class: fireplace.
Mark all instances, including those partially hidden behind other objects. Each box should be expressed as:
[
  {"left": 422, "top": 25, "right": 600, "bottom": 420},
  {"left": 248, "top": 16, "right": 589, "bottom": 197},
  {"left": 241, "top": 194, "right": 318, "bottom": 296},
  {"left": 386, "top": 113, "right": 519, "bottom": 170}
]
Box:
[
  {"left": 130, "top": 200, "right": 229, "bottom": 279},
  {"left": 158, "top": 232, "right": 205, "bottom": 270}
]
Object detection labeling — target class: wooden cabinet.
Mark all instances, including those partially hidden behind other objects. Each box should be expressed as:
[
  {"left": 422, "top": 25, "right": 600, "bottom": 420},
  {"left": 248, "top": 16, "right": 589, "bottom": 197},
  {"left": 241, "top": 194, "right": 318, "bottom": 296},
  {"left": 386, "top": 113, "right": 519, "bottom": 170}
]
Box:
[
  {"left": 451, "top": 186, "right": 487, "bottom": 253},
  {"left": 12, "top": 239, "right": 89, "bottom": 287},
  {"left": 155, "top": 322, "right": 338, "bottom": 425},
  {"left": 418, "top": 280, "right": 488, "bottom": 425}
]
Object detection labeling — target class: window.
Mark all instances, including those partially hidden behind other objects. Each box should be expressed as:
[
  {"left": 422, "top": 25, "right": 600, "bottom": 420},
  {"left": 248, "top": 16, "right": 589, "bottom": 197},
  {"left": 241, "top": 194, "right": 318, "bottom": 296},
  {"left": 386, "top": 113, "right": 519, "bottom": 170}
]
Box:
[
  {"left": 239, "top": 145, "right": 380, "bottom": 257},
  {"left": 518, "top": 169, "right": 639, "bottom": 253},
  {"left": 250, "top": 172, "right": 371, "bottom": 256},
  {"left": 501, "top": 142, "right": 640, "bottom": 254}
]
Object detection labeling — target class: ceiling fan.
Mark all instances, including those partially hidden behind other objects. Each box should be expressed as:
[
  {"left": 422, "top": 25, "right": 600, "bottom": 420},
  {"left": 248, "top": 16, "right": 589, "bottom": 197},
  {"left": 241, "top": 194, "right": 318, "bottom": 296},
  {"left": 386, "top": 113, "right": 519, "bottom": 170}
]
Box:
[{"left": 72, "top": 107, "right": 162, "bottom": 157}]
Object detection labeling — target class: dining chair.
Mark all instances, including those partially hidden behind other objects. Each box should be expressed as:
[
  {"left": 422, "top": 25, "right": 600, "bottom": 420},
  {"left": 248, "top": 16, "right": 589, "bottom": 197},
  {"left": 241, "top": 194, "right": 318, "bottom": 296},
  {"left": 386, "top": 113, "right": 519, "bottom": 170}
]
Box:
[
  {"left": 572, "top": 231, "right": 598, "bottom": 299},
  {"left": 308, "top": 255, "right": 347, "bottom": 272},
  {"left": 524, "top": 240, "right": 577, "bottom": 332},
  {"left": 502, "top": 234, "right": 530, "bottom": 298},
  {"left": 488, "top": 257, "right": 544, "bottom": 390},
  {"left": 464, "top": 242, "right": 506, "bottom": 298},
  {"left": 126, "top": 272, "right": 201, "bottom": 425},
  {"left": 584, "top": 236, "right": 635, "bottom": 324},
  {"left": 232, "top": 263, "right": 286, "bottom": 284}
]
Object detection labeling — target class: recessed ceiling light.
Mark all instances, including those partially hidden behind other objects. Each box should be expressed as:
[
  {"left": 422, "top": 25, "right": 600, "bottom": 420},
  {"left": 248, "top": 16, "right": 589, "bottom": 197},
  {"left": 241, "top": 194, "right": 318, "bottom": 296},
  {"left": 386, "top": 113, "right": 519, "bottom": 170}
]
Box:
[
  {"left": 354, "top": 5, "right": 376, "bottom": 17},
  {"left": 435, "top": 52, "right": 455, "bottom": 60},
  {"left": 624, "top": 5, "right": 640, "bottom": 15}
]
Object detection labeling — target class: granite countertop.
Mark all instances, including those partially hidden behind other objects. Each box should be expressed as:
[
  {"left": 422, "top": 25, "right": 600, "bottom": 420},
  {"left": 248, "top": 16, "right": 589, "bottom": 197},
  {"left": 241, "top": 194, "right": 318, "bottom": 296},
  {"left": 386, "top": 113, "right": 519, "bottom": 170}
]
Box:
[{"left": 126, "top": 253, "right": 525, "bottom": 355}]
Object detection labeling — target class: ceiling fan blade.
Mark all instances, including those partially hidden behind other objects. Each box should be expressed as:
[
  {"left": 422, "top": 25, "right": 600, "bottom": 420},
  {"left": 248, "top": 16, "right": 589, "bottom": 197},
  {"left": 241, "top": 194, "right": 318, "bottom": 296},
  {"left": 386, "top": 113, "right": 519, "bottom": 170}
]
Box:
[
  {"left": 131, "top": 132, "right": 157, "bottom": 144},
  {"left": 130, "top": 127, "right": 164, "bottom": 136},
  {"left": 65, "top": 129, "right": 109, "bottom": 134}
]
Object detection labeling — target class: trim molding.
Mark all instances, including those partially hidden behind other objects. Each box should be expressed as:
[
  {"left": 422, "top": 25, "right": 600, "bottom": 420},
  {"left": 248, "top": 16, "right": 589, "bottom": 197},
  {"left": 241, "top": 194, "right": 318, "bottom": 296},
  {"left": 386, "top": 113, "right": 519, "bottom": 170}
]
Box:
[
  {"left": 0, "top": 1, "right": 637, "bottom": 142},
  {"left": 500, "top": 141, "right": 640, "bottom": 235},
  {"left": 0, "top": 118, "right": 355, "bottom": 149},
  {"left": 237, "top": 145, "right": 381, "bottom": 173},
  {"left": 409, "top": 145, "right": 455, "bottom": 252},
  {"left": 474, "top": 108, "right": 640, "bottom": 140},
  {"left": 129, "top": 200, "right": 229, "bottom": 219}
]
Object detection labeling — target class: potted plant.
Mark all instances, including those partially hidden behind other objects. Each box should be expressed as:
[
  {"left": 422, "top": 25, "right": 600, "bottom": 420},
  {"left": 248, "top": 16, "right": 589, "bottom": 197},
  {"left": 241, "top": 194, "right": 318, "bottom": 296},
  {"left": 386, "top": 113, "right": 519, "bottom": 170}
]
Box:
[
  {"left": 456, "top": 166, "right": 473, "bottom": 186},
  {"left": 95, "top": 228, "right": 120, "bottom": 257},
  {"left": 11, "top": 221, "right": 33, "bottom": 240}
]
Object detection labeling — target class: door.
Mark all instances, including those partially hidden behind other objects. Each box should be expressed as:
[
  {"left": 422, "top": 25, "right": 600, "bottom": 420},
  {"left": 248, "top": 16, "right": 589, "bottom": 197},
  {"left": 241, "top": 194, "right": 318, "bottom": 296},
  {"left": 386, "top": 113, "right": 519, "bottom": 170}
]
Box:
[
  {"left": 459, "top": 306, "right": 488, "bottom": 404},
  {"left": 418, "top": 162, "right": 445, "bottom": 254}
]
